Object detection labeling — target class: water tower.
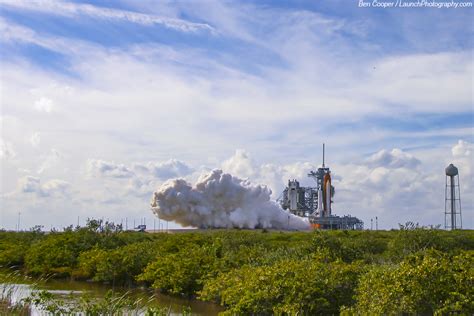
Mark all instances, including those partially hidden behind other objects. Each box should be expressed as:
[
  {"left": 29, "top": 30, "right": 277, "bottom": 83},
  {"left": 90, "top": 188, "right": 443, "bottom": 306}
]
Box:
[{"left": 445, "top": 163, "right": 462, "bottom": 230}]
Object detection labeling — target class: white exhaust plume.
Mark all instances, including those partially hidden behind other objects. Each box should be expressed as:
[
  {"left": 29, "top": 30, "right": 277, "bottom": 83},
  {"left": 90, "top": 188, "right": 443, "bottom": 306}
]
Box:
[{"left": 151, "top": 169, "right": 310, "bottom": 230}]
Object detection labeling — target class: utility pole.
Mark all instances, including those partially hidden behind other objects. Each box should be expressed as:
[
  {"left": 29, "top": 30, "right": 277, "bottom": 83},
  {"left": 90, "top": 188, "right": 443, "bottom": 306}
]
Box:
[
  {"left": 375, "top": 216, "right": 378, "bottom": 230},
  {"left": 370, "top": 218, "right": 373, "bottom": 230},
  {"left": 17, "top": 211, "right": 21, "bottom": 232}
]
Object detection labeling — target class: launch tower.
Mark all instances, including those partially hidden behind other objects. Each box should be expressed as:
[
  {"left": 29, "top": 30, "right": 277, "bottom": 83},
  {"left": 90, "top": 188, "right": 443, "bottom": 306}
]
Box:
[{"left": 279, "top": 144, "right": 363, "bottom": 230}]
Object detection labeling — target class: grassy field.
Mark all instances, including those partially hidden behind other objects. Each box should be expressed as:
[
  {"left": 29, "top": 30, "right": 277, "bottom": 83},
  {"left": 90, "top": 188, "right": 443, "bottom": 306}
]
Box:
[{"left": 1, "top": 220, "right": 473, "bottom": 315}]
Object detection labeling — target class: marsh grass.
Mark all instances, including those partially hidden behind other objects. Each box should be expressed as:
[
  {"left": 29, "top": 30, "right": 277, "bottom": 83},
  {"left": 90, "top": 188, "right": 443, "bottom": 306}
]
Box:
[
  {"left": 24, "top": 289, "right": 191, "bottom": 315},
  {"left": 0, "top": 269, "right": 32, "bottom": 315},
  {"left": 0, "top": 285, "right": 30, "bottom": 315}
]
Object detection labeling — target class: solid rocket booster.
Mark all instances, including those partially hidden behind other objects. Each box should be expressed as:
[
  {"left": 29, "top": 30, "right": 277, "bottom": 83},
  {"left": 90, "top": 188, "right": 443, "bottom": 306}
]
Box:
[
  {"left": 323, "top": 173, "right": 331, "bottom": 216},
  {"left": 317, "top": 188, "right": 323, "bottom": 217}
]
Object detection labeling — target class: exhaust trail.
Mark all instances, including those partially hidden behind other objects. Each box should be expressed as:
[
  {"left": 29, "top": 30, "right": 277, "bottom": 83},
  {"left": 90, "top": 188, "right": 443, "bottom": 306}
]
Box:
[{"left": 151, "top": 169, "right": 310, "bottom": 230}]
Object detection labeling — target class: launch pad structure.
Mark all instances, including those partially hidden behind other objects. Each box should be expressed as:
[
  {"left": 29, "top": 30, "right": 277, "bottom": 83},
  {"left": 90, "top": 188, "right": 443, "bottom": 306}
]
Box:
[{"left": 279, "top": 144, "right": 363, "bottom": 230}]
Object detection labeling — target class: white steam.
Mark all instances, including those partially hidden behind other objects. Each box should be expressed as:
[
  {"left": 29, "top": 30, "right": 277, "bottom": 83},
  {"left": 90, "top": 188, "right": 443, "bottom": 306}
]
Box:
[{"left": 151, "top": 169, "right": 310, "bottom": 230}]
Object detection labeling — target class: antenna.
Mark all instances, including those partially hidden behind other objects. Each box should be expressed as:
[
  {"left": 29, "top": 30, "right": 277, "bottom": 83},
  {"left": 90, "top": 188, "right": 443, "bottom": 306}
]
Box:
[{"left": 322, "top": 143, "right": 325, "bottom": 167}]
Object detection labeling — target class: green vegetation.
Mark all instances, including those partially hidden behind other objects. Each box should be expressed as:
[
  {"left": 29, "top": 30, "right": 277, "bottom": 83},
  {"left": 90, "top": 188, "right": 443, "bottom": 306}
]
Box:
[
  {"left": 1, "top": 221, "right": 473, "bottom": 315},
  {"left": 346, "top": 250, "right": 473, "bottom": 314},
  {"left": 0, "top": 271, "right": 31, "bottom": 315}
]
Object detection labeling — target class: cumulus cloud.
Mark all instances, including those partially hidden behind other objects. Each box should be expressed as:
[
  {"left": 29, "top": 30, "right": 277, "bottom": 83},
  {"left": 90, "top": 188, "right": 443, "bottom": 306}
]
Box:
[
  {"left": 366, "top": 148, "right": 421, "bottom": 169},
  {"left": 87, "top": 158, "right": 193, "bottom": 181},
  {"left": 85, "top": 158, "right": 194, "bottom": 199},
  {"left": 38, "top": 148, "right": 61, "bottom": 174},
  {"left": 126, "top": 178, "right": 156, "bottom": 197},
  {"left": 221, "top": 150, "right": 320, "bottom": 199},
  {"left": 19, "top": 176, "right": 41, "bottom": 193},
  {"left": 334, "top": 163, "right": 439, "bottom": 227},
  {"left": 133, "top": 159, "right": 193, "bottom": 180},
  {"left": 449, "top": 139, "right": 473, "bottom": 193},
  {"left": 221, "top": 149, "right": 256, "bottom": 179},
  {"left": 42, "top": 179, "right": 70, "bottom": 196},
  {"left": 18, "top": 176, "right": 70, "bottom": 197},
  {"left": 34, "top": 97, "right": 53, "bottom": 113},
  {"left": 0, "top": 139, "right": 16, "bottom": 160},
  {"left": 452, "top": 140, "right": 472, "bottom": 157},
  {"left": 30, "top": 132, "right": 40, "bottom": 147},
  {"left": 87, "top": 159, "right": 134, "bottom": 178}
]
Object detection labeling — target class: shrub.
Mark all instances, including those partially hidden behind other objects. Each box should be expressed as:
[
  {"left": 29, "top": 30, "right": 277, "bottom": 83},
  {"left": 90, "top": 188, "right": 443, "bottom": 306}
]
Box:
[
  {"left": 25, "top": 232, "right": 85, "bottom": 276},
  {"left": 386, "top": 228, "right": 474, "bottom": 261},
  {"left": 76, "top": 241, "right": 159, "bottom": 285},
  {"left": 137, "top": 244, "right": 217, "bottom": 296},
  {"left": 200, "top": 255, "right": 363, "bottom": 315},
  {"left": 0, "top": 231, "right": 44, "bottom": 268},
  {"left": 349, "top": 249, "right": 474, "bottom": 314}
]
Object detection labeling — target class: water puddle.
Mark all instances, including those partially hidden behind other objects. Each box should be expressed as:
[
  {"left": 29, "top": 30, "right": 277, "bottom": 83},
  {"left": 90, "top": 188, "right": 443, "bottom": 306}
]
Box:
[{"left": 1, "top": 280, "right": 223, "bottom": 315}]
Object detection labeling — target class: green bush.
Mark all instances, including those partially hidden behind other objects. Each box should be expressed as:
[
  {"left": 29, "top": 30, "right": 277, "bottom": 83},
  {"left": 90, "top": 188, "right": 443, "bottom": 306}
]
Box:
[
  {"left": 23, "top": 228, "right": 157, "bottom": 277},
  {"left": 25, "top": 232, "right": 85, "bottom": 276},
  {"left": 200, "top": 254, "right": 363, "bottom": 315},
  {"left": 0, "top": 231, "right": 44, "bottom": 268},
  {"left": 387, "top": 228, "right": 474, "bottom": 261},
  {"left": 348, "top": 249, "right": 474, "bottom": 314},
  {"left": 76, "top": 241, "right": 159, "bottom": 285},
  {"left": 137, "top": 244, "right": 217, "bottom": 296}
]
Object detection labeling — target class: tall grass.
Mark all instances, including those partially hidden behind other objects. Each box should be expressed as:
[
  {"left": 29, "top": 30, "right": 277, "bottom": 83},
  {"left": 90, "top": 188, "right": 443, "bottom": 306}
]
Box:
[
  {"left": 23, "top": 289, "right": 191, "bottom": 315},
  {"left": 0, "top": 269, "right": 31, "bottom": 315}
]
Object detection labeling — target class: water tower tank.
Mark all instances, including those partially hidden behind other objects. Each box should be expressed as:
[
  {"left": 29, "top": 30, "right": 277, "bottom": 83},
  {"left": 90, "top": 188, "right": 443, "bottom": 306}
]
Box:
[{"left": 445, "top": 164, "right": 458, "bottom": 176}]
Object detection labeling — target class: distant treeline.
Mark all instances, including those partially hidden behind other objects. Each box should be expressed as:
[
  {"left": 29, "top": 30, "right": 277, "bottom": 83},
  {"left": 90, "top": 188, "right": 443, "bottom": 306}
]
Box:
[{"left": 0, "top": 220, "right": 473, "bottom": 315}]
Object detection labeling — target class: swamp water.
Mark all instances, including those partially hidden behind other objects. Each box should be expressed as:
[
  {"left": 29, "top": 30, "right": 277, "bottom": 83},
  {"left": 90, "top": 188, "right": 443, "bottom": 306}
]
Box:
[{"left": 1, "top": 279, "right": 223, "bottom": 315}]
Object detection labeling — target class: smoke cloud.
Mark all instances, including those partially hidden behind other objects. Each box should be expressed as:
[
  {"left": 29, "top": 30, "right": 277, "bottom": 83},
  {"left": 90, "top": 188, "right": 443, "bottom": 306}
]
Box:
[{"left": 151, "top": 169, "right": 310, "bottom": 230}]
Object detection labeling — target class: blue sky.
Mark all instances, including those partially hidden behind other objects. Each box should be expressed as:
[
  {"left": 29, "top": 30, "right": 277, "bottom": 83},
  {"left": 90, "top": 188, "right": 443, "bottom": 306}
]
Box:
[{"left": 0, "top": 0, "right": 472, "bottom": 230}]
